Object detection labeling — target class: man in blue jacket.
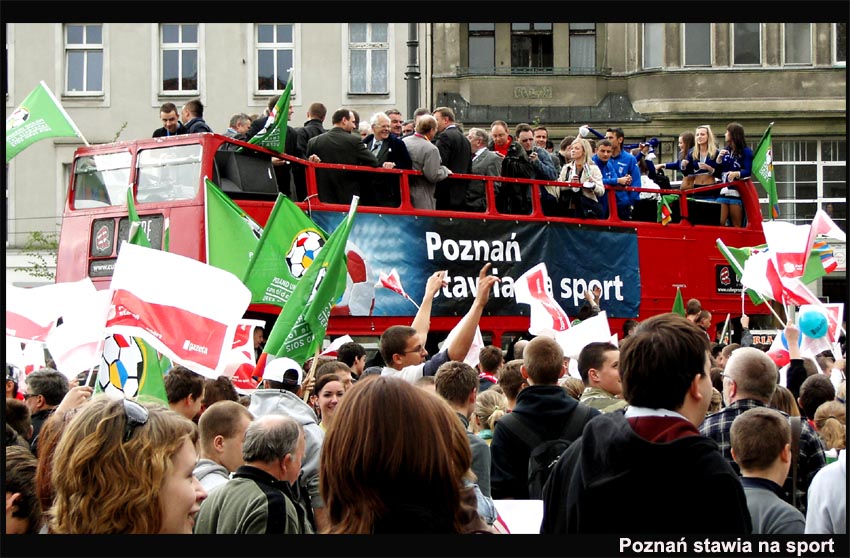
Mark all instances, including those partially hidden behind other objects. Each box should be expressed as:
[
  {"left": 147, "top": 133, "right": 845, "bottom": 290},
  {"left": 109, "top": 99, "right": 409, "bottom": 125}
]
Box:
[{"left": 604, "top": 127, "right": 641, "bottom": 220}]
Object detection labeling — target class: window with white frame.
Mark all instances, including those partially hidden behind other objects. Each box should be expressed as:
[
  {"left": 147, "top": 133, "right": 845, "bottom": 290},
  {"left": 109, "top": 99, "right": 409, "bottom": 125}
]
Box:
[
  {"left": 468, "top": 23, "right": 495, "bottom": 70},
  {"left": 769, "top": 139, "right": 846, "bottom": 231},
  {"left": 65, "top": 24, "right": 103, "bottom": 95},
  {"left": 784, "top": 23, "right": 812, "bottom": 65},
  {"left": 643, "top": 23, "right": 663, "bottom": 69},
  {"left": 569, "top": 24, "right": 596, "bottom": 70},
  {"left": 161, "top": 24, "right": 198, "bottom": 93},
  {"left": 684, "top": 23, "right": 711, "bottom": 66},
  {"left": 256, "top": 24, "right": 293, "bottom": 92},
  {"left": 733, "top": 23, "right": 761, "bottom": 65},
  {"left": 349, "top": 24, "right": 388, "bottom": 94},
  {"left": 835, "top": 23, "right": 847, "bottom": 65}
]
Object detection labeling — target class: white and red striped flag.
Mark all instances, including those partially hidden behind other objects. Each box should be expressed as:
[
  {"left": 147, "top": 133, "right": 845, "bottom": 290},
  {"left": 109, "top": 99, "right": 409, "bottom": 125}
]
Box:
[
  {"left": 223, "top": 318, "right": 265, "bottom": 394},
  {"left": 376, "top": 268, "right": 420, "bottom": 309},
  {"left": 105, "top": 242, "right": 251, "bottom": 379},
  {"left": 6, "top": 279, "right": 96, "bottom": 342},
  {"left": 514, "top": 263, "right": 571, "bottom": 340}
]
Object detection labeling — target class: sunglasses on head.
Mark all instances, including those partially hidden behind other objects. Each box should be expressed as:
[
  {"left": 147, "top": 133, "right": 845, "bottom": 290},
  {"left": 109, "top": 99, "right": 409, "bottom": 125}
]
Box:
[{"left": 122, "top": 398, "right": 150, "bottom": 443}]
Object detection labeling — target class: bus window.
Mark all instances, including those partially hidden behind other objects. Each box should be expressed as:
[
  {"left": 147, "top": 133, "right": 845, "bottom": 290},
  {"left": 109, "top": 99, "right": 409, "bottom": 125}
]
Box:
[
  {"left": 136, "top": 144, "right": 202, "bottom": 203},
  {"left": 71, "top": 152, "right": 132, "bottom": 209}
]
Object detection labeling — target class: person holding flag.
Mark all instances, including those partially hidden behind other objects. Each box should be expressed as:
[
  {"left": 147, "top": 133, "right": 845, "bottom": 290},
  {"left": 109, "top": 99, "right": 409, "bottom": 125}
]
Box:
[
  {"left": 715, "top": 122, "right": 754, "bottom": 228},
  {"left": 752, "top": 122, "right": 780, "bottom": 220},
  {"left": 380, "top": 263, "right": 498, "bottom": 384}
]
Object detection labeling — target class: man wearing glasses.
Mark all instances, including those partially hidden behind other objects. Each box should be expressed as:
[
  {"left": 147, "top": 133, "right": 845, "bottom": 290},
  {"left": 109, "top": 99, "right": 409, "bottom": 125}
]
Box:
[
  {"left": 380, "top": 264, "right": 498, "bottom": 383},
  {"left": 24, "top": 368, "right": 69, "bottom": 456}
]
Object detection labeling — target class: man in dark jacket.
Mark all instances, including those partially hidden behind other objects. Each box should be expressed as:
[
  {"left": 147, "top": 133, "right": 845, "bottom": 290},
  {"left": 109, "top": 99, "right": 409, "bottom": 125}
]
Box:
[
  {"left": 306, "top": 108, "right": 381, "bottom": 205},
  {"left": 489, "top": 336, "right": 600, "bottom": 500},
  {"left": 488, "top": 120, "right": 534, "bottom": 215},
  {"left": 152, "top": 102, "right": 186, "bottom": 137},
  {"left": 180, "top": 98, "right": 213, "bottom": 134},
  {"left": 361, "top": 112, "right": 412, "bottom": 207},
  {"left": 24, "top": 369, "right": 69, "bottom": 456},
  {"left": 433, "top": 106, "right": 472, "bottom": 211},
  {"left": 194, "top": 414, "right": 313, "bottom": 534},
  {"left": 292, "top": 102, "right": 327, "bottom": 201},
  {"left": 541, "top": 313, "right": 752, "bottom": 534}
]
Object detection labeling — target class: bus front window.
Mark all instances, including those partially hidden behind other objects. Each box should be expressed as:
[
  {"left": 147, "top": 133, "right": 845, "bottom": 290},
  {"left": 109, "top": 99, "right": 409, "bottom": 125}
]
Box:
[
  {"left": 137, "top": 144, "right": 202, "bottom": 203},
  {"left": 71, "top": 152, "right": 132, "bottom": 209}
]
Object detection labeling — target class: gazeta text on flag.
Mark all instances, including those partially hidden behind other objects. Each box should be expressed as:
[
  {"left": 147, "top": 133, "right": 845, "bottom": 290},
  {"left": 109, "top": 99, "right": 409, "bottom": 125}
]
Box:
[
  {"left": 105, "top": 242, "right": 251, "bottom": 379},
  {"left": 6, "top": 81, "right": 87, "bottom": 162}
]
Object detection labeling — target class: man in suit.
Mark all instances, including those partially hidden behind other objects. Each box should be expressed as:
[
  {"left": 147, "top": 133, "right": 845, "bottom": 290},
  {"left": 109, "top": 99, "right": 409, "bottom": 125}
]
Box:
[
  {"left": 293, "top": 102, "right": 327, "bottom": 202},
  {"left": 361, "top": 112, "right": 412, "bottom": 207},
  {"left": 433, "top": 106, "right": 472, "bottom": 211},
  {"left": 306, "top": 108, "right": 382, "bottom": 205},
  {"left": 466, "top": 128, "right": 501, "bottom": 213},
  {"left": 402, "top": 115, "right": 451, "bottom": 210}
]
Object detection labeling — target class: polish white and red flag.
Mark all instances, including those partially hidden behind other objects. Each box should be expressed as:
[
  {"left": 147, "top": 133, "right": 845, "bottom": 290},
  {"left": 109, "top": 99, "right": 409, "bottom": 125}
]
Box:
[
  {"left": 376, "top": 268, "right": 420, "bottom": 309},
  {"left": 320, "top": 335, "right": 354, "bottom": 358},
  {"left": 223, "top": 318, "right": 265, "bottom": 394},
  {"left": 808, "top": 209, "right": 846, "bottom": 244},
  {"left": 514, "top": 263, "right": 571, "bottom": 340},
  {"left": 762, "top": 220, "right": 812, "bottom": 281},
  {"left": 6, "top": 279, "right": 96, "bottom": 342},
  {"left": 105, "top": 242, "right": 251, "bottom": 379}
]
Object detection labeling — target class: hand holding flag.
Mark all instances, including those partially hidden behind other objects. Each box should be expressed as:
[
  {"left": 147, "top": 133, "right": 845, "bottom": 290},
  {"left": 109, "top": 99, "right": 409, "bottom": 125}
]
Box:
[
  {"left": 376, "top": 268, "right": 420, "bottom": 309},
  {"left": 514, "top": 263, "right": 571, "bottom": 341}
]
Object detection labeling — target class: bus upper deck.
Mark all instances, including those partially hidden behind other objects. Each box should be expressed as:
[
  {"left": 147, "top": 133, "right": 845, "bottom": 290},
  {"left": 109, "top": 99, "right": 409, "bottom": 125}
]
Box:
[{"left": 56, "top": 132, "right": 772, "bottom": 347}]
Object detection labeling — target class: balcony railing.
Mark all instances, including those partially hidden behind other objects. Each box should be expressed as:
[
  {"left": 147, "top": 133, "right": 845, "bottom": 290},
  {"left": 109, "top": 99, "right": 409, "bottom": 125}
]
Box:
[{"left": 454, "top": 66, "right": 612, "bottom": 77}]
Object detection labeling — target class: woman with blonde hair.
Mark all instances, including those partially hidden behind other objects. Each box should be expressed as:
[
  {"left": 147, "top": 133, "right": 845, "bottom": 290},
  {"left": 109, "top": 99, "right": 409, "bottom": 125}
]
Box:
[
  {"left": 813, "top": 400, "right": 845, "bottom": 463},
  {"left": 473, "top": 389, "right": 508, "bottom": 445},
  {"left": 50, "top": 395, "right": 207, "bottom": 534},
  {"left": 681, "top": 125, "right": 718, "bottom": 190},
  {"left": 320, "top": 375, "right": 492, "bottom": 533},
  {"left": 551, "top": 138, "right": 604, "bottom": 219}
]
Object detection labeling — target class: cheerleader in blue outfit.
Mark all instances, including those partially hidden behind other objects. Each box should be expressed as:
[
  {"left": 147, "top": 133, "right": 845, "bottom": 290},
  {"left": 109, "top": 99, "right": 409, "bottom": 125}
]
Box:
[{"left": 714, "top": 122, "right": 754, "bottom": 227}]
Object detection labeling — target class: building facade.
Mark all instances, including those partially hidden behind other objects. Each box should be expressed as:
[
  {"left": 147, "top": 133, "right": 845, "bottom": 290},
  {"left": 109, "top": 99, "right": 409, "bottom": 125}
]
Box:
[{"left": 4, "top": 21, "right": 846, "bottom": 300}]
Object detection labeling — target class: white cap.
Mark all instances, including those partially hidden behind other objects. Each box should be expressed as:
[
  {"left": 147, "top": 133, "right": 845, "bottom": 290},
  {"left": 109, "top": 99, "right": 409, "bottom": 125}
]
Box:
[
  {"left": 579, "top": 125, "right": 590, "bottom": 138},
  {"left": 262, "top": 357, "right": 303, "bottom": 386}
]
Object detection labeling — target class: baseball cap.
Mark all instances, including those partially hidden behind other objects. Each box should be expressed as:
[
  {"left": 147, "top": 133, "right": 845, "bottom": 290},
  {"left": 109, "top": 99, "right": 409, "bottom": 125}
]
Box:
[{"left": 263, "top": 357, "right": 303, "bottom": 386}]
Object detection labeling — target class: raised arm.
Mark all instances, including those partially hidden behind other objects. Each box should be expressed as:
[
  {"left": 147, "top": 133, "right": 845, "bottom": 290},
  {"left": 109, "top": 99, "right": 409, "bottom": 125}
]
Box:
[
  {"left": 446, "top": 263, "right": 499, "bottom": 361},
  {"left": 411, "top": 270, "right": 448, "bottom": 347}
]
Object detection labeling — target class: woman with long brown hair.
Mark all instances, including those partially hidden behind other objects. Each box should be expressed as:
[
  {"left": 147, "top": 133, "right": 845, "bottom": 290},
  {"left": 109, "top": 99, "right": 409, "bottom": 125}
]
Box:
[{"left": 320, "top": 375, "right": 492, "bottom": 533}]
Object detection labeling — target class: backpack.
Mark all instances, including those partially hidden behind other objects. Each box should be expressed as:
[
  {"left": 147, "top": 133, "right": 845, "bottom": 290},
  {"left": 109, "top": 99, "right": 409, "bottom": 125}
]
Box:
[{"left": 497, "top": 403, "right": 594, "bottom": 499}]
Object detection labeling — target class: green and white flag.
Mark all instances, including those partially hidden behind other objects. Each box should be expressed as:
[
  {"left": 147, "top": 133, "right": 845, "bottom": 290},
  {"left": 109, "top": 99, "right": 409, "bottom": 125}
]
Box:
[
  {"left": 205, "top": 178, "right": 263, "bottom": 279},
  {"left": 241, "top": 194, "right": 327, "bottom": 306},
  {"left": 247, "top": 71, "right": 293, "bottom": 153},
  {"left": 127, "top": 187, "right": 152, "bottom": 248},
  {"left": 752, "top": 122, "right": 779, "bottom": 220},
  {"left": 6, "top": 81, "right": 88, "bottom": 162},
  {"left": 263, "top": 197, "right": 358, "bottom": 365}
]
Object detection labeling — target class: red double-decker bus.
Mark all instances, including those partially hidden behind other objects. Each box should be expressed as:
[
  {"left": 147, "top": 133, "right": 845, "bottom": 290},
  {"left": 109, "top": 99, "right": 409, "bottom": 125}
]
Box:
[{"left": 56, "top": 132, "right": 772, "bottom": 351}]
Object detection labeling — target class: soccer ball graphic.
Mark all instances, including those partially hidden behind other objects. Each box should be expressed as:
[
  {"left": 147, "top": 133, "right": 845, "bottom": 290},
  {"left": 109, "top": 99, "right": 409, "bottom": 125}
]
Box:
[
  {"left": 286, "top": 230, "right": 324, "bottom": 279},
  {"left": 98, "top": 334, "right": 144, "bottom": 399},
  {"left": 331, "top": 241, "right": 376, "bottom": 317}
]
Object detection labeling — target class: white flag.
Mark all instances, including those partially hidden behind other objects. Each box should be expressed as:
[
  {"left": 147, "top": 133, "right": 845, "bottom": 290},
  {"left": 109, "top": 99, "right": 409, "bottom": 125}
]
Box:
[
  {"left": 514, "top": 263, "right": 570, "bottom": 340},
  {"left": 440, "top": 320, "right": 485, "bottom": 368},
  {"left": 105, "top": 242, "right": 251, "bottom": 379},
  {"left": 6, "top": 279, "right": 95, "bottom": 342},
  {"left": 46, "top": 289, "right": 112, "bottom": 378},
  {"left": 558, "top": 311, "right": 613, "bottom": 360}
]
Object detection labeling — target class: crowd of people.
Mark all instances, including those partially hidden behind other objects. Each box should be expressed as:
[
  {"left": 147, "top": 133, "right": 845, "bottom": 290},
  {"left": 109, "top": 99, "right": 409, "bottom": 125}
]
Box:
[
  {"left": 150, "top": 99, "right": 754, "bottom": 227},
  {"left": 5, "top": 267, "right": 846, "bottom": 537}
]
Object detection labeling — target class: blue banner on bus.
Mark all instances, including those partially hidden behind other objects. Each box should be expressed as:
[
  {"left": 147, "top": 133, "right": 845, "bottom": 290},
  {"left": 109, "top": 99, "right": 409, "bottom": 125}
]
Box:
[{"left": 312, "top": 211, "right": 641, "bottom": 319}]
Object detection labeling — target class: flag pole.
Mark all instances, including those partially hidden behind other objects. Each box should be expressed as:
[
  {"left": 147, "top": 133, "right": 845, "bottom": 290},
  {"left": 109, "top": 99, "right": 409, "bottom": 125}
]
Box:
[
  {"left": 40, "top": 80, "right": 89, "bottom": 146},
  {"left": 719, "top": 313, "right": 731, "bottom": 344},
  {"left": 302, "top": 345, "right": 322, "bottom": 403}
]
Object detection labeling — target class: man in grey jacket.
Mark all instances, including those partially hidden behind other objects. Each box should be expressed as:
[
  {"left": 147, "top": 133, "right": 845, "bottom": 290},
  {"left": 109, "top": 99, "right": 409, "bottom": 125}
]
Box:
[
  {"left": 194, "top": 401, "right": 254, "bottom": 494},
  {"left": 402, "top": 114, "right": 451, "bottom": 210},
  {"left": 248, "top": 357, "right": 326, "bottom": 531}
]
